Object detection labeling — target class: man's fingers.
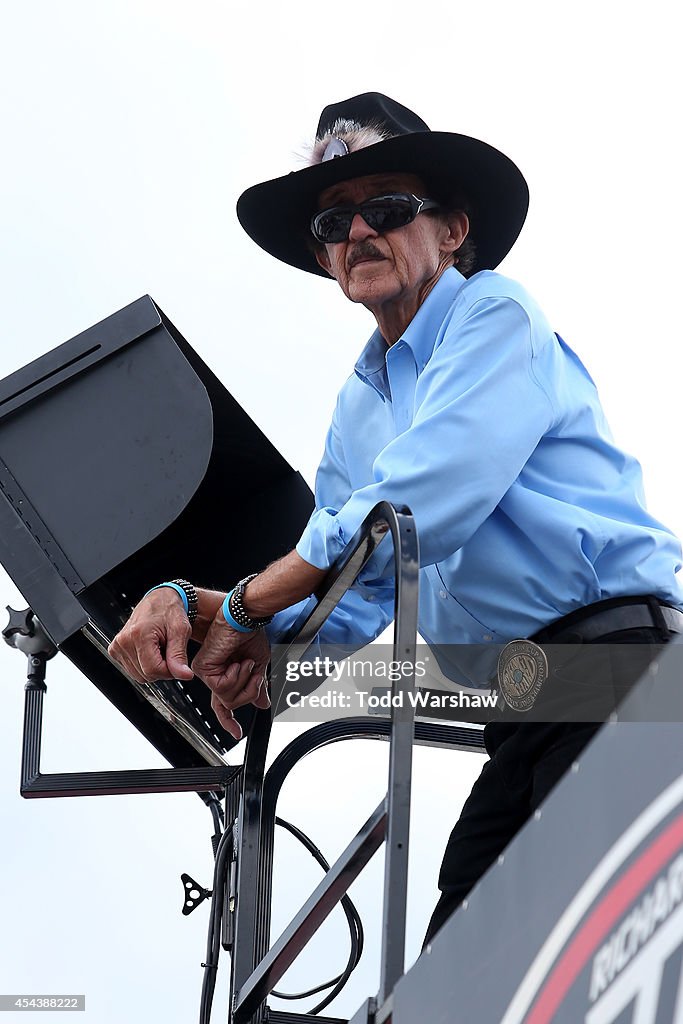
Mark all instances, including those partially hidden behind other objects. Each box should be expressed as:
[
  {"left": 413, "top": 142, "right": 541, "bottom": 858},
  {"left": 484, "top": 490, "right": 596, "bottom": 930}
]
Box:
[
  {"left": 236, "top": 673, "right": 263, "bottom": 709},
  {"left": 192, "top": 613, "right": 271, "bottom": 733},
  {"left": 204, "top": 660, "right": 254, "bottom": 705},
  {"left": 137, "top": 641, "right": 174, "bottom": 681},
  {"left": 108, "top": 639, "right": 145, "bottom": 683},
  {"left": 211, "top": 693, "right": 243, "bottom": 740},
  {"left": 107, "top": 588, "right": 195, "bottom": 682},
  {"left": 156, "top": 618, "right": 193, "bottom": 680},
  {"left": 207, "top": 661, "right": 270, "bottom": 739},
  {"left": 114, "top": 633, "right": 189, "bottom": 683},
  {"left": 249, "top": 666, "right": 271, "bottom": 709},
  {"left": 253, "top": 678, "right": 271, "bottom": 710},
  {"left": 164, "top": 650, "right": 194, "bottom": 681}
]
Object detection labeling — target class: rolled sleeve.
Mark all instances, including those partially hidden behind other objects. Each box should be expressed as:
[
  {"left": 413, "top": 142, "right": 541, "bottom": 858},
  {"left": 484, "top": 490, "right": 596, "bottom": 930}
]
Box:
[
  {"left": 280, "top": 399, "right": 395, "bottom": 650},
  {"left": 295, "top": 506, "right": 347, "bottom": 569}
]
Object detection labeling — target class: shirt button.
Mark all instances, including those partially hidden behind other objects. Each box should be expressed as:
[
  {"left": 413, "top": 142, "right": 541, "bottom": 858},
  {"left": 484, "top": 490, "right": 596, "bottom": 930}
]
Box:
[
  {"left": 439, "top": 590, "right": 447, "bottom": 599},
  {"left": 367, "top": 595, "right": 376, "bottom": 602}
]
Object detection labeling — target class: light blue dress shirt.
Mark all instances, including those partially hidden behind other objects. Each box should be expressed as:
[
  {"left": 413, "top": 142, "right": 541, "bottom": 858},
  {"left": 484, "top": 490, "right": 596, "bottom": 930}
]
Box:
[{"left": 269, "top": 267, "right": 683, "bottom": 661}]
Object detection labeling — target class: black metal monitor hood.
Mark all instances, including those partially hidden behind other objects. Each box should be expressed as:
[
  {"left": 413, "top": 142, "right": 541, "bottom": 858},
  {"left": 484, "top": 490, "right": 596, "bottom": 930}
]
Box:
[{"left": 0, "top": 296, "right": 314, "bottom": 770}]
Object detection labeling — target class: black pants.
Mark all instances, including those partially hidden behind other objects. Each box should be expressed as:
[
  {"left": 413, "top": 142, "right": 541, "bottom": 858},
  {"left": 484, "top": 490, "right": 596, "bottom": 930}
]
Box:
[{"left": 423, "top": 626, "right": 671, "bottom": 946}]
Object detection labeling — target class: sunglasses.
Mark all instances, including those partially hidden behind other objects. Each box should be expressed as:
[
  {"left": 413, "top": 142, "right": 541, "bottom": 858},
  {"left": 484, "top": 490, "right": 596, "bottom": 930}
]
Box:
[{"left": 311, "top": 192, "right": 441, "bottom": 244}]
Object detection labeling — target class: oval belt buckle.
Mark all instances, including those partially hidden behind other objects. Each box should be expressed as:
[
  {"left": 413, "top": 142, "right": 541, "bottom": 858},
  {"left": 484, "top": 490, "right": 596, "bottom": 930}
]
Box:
[{"left": 497, "top": 640, "right": 549, "bottom": 712}]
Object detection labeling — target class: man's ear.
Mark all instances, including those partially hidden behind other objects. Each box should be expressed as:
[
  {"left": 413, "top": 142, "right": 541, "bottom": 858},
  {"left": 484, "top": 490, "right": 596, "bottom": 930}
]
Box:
[
  {"left": 314, "top": 245, "right": 335, "bottom": 277},
  {"left": 440, "top": 211, "right": 470, "bottom": 257}
]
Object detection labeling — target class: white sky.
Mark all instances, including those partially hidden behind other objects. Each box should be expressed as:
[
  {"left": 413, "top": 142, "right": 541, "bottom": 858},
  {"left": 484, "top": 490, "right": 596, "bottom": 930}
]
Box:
[{"left": 0, "top": 1, "right": 681, "bottom": 1021}]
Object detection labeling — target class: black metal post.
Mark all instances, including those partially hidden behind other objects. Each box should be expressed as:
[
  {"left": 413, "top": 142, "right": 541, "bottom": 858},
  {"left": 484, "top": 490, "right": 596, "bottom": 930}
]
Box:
[
  {"left": 379, "top": 505, "right": 419, "bottom": 1003},
  {"left": 21, "top": 663, "right": 48, "bottom": 787},
  {"left": 228, "top": 709, "right": 273, "bottom": 1022}
]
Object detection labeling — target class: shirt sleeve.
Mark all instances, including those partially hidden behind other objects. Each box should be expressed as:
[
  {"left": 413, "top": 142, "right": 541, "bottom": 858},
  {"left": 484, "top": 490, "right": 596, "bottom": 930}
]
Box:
[
  {"left": 296, "top": 295, "right": 556, "bottom": 582},
  {"left": 268, "top": 405, "right": 395, "bottom": 649}
]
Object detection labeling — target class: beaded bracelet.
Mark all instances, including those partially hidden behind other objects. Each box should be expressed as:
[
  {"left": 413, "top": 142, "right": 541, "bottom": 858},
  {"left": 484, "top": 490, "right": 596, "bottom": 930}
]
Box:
[
  {"left": 221, "top": 591, "right": 254, "bottom": 633},
  {"left": 144, "top": 580, "right": 198, "bottom": 624}
]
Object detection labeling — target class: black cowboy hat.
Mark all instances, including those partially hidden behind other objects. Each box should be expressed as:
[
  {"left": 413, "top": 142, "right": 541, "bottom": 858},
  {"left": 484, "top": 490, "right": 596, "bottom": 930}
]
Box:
[{"left": 236, "top": 92, "right": 529, "bottom": 279}]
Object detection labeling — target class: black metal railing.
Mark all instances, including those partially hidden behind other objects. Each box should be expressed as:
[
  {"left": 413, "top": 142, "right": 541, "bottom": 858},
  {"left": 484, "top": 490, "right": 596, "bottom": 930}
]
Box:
[
  {"left": 227, "top": 502, "right": 485, "bottom": 1024},
  {"left": 7, "top": 500, "right": 486, "bottom": 1024}
]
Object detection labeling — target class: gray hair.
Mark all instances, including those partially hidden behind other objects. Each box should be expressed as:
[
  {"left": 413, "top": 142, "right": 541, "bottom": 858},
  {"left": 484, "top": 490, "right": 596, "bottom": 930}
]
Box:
[{"left": 436, "top": 200, "right": 477, "bottom": 277}]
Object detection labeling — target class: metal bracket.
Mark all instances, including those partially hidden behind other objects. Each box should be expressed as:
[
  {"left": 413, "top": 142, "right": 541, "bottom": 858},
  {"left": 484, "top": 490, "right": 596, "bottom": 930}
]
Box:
[
  {"left": 2, "top": 605, "right": 240, "bottom": 798},
  {"left": 181, "top": 872, "right": 213, "bottom": 916},
  {"left": 3, "top": 606, "right": 58, "bottom": 661}
]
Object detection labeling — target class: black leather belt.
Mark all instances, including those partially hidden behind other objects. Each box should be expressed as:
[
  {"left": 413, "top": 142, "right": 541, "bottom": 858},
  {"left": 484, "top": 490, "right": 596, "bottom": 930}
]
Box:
[
  {"left": 530, "top": 596, "right": 683, "bottom": 645},
  {"left": 495, "top": 596, "right": 683, "bottom": 714}
]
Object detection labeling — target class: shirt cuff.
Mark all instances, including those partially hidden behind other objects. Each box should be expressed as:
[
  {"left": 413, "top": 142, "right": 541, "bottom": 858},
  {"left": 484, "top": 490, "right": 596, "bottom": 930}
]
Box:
[{"left": 295, "top": 506, "right": 347, "bottom": 569}]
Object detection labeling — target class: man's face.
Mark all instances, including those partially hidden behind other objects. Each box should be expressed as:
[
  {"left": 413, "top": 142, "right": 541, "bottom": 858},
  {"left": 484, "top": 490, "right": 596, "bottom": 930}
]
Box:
[{"left": 313, "top": 172, "right": 465, "bottom": 313}]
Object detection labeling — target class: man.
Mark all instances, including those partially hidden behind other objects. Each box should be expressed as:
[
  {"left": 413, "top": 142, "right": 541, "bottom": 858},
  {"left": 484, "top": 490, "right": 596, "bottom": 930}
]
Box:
[{"left": 108, "top": 92, "right": 683, "bottom": 945}]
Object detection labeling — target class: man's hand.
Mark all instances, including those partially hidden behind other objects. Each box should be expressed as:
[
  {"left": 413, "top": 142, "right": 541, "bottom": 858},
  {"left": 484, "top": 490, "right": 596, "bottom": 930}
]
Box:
[
  {"left": 108, "top": 588, "right": 194, "bottom": 683},
  {"left": 107, "top": 551, "right": 323, "bottom": 739},
  {"left": 191, "top": 607, "right": 271, "bottom": 741}
]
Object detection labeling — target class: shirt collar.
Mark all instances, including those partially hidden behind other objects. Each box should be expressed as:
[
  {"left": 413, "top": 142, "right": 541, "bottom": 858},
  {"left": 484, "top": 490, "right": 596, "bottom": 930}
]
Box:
[
  {"left": 353, "top": 267, "right": 467, "bottom": 398},
  {"left": 400, "top": 266, "right": 467, "bottom": 370},
  {"left": 354, "top": 327, "right": 390, "bottom": 399}
]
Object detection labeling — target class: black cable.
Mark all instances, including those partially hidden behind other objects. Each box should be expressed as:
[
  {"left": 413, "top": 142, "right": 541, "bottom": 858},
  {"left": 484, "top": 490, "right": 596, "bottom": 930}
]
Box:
[
  {"left": 271, "top": 817, "right": 364, "bottom": 1015},
  {"left": 207, "top": 793, "right": 225, "bottom": 831},
  {"left": 198, "top": 822, "right": 233, "bottom": 1024},
  {"left": 206, "top": 793, "right": 225, "bottom": 859},
  {"left": 196, "top": 811, "right": 365, "bottom": 1022}
]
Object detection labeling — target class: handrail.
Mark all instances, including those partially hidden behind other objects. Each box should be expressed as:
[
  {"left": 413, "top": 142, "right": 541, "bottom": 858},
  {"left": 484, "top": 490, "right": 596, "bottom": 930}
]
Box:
[
  {"left": 249, "top": 715, "right": 486, "bottom": 1009},
  {"left": 231, "top": 501, "right": 424, "bottom": 1021},
  {"left": 270, "top": 501, "right": 401, "bottom": 671},
  {"left": 276, "top": 498, "right": 421, "bottom": 999}
]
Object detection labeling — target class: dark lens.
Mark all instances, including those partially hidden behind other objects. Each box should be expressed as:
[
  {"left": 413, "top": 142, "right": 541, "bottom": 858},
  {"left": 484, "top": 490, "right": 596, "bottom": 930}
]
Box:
[
  {"left": 313, "top": 208, "right": 352, "bottom": 243},
  {"left": 362, "top": 196, "right": 414, "bottom": 233},
  {"left": 312, "top": 195, "right": 418, "bottom": 243}
]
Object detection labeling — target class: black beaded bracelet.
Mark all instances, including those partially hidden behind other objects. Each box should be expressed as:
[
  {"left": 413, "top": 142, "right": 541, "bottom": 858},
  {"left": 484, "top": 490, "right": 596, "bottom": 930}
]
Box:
[
  {"left": 170, "top": 579, "right": 198, "bottom": 624},
  {"left": 228, "top": 574, "right": 273, "bottom": 631}
]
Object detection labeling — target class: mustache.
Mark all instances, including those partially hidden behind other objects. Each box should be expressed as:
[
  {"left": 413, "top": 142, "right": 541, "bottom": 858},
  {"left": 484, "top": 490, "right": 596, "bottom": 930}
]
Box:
[{"left": 347, "top": 242, "right": 385, "bottom": 270}]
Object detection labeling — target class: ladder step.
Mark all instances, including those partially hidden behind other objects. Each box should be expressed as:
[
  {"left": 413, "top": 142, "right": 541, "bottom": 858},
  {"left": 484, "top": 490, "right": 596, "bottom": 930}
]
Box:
[{"left": 266, "top": 1010, "right": 347, "bottom": 1024}]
